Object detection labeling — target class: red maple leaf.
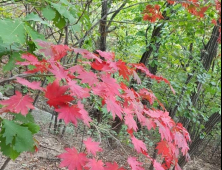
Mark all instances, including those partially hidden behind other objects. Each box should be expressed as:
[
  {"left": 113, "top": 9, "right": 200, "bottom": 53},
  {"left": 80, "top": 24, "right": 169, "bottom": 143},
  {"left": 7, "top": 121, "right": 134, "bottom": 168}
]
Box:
[
  {"left": 16, "top": 77, "right": 44, "bottom": 91},
  {"left": 84, "top": 138, "right": 103, "bottom": 156},
  {"left": 77, "top": 71, "right": 98, "bottom": 86},
  {"left": 101, "top": 74, "right": 121, "bottom": 96},
  {"left": 105, "top": 162, "right": 126, "bottom": 170},
  {"left": 58, "top": 147, "right": 88, "bottom": 170},
  {"left": 105, "top": 97, "right": 123, "bottom": 119},
  {"left": 0, "top": 91, "right": 34, "bottom": 116},
  {"left": 133, "top": 71, "right": 141, "bottom": 84},
  {"left": 156, "top": 140, "right": 172, "bottom": 158},
  {"left": 17, "top": 53, "right": 39, "bottom": 65},
  {"left": 78, "top": 101, "right": 92, "bottom": 127},
  {"left": 127, "top": 157, "right": 144, "bottom": 170},
  {"left": 97, "top": 50, "right": 115, "bottom": 61},
  {"left": 68, "top": 80, "right": 90, "bottom": 99},
  {"left": 56, "top": 105, "right": 82, "bottom": 126},
  {"left": 51, "top": 44, "right": 70, "bottom": 61},
  {"left": 116, "top": 60, "right": 131, "bottom": 80},
  {"left": 155, "top": 120, "right": 172, "bottom": 142},
  {"left": 131, "top": 136, "right": 147, "bottom": 153},
  {"left": 85, "top": 159, "right": 104, "bottom": 170},
  {"left": 153, "top": 160, "right": 165, "bottom": 170},
  {"left": 125, "top": 113, "right": 138, "bottom": 131},
  {"left": 45, "top": 80, "right": 73, "bottom": 108},
  {"left": 48, "top": 63, "right": 69, "bottom": 81},
  {"left": 16, "top": 53, "right": 49, "bottom": 73}
]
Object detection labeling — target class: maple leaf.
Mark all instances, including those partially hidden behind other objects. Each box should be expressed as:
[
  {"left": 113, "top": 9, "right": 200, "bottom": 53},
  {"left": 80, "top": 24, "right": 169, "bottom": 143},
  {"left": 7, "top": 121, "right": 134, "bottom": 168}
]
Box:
[
  {"left": 133, "top": 71, "right": 141, "bottom": 84},
  {"left": 51, "top": 44, "right": 70, "bottom": 61},
  {"left": 84, "top": 138, "right": 103, "bottom": 156},
  {"left": 78, "top": 101, "right": 92, "bottom": 127},
  {"left": 116, "top": 60, "right": 131, "bottom": 80},
  {"left": 97, "top": 50, "right": 115, "bottom": 61},
  {"left": 125, "top": 113, "right": 138, "bottom": 132},
  {"left": 58, "top": 147, "right": 88, "bottom": 170},
  {"left": 16, "top": 53, "right": 49, "bottom": 73},
  {"left": 142, "top": 118, "right": 156, "bottom": 130},
  {"left": 155, "top": 120, "right": 172, "bottom": 142},
  {"left": 105, "top": 97, "right": 123, "bottom": 119},
  {"left": 153, "top": 160, "right": 164, "bottom": 170},
  {"left": 16, "top": 77, "right": 44, "bottom": 91},
  {"left": 101, "top": 74, "right": 121, "bottom": 96},
  {"left": 45, "top": 80, "right": 73, "bottom": 108},
  {"left": 56, "top": 105, "right": 82, "bottom": 126},
  {"left": 0, "top": 91, "right": 34, "bottom": 116},
  {"left": 17, "top": 53, "right": 39, "bottom": 65},
  {"left": 68, "top": 80, "right": 90, "bottom": 99},
  {"left": 105, "top": 162, "right": 126, "bottom": 170},
  {"left": 77, "top": 71, "right": 98, "bottom": 86},
  {"left": 131, "top": 136, "right": 147, "bottom": 153},
  {"left": 156, "top": 140, "right": 172, "bottom": 158},
  {"left": 139, "top": 89, "right": 156, "bottom": 105},
  {"left": 48, "top": 63, "right": 69, "bottom": 81},
  {"left": 127, "top": 157, "right": 144, "bottom": 170},
  {"left": 85, "top": 159, "right": 104, "bottom": 170}
]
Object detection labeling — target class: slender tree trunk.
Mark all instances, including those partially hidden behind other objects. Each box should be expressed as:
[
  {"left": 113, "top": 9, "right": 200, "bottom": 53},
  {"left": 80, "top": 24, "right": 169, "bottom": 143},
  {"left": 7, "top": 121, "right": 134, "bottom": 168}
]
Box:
[{"left": 99, "top": 0, "right": 108, "bottom": 51}]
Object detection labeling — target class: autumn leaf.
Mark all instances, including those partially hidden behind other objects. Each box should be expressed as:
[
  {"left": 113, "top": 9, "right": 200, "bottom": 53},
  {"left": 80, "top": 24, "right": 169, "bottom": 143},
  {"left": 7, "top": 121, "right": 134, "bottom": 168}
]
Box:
[
  {"left": 0, "top": 91, "right": 34, "bottom": 116},
  {"left": 77, "top": 71, "right": 98, "bottom": 86},
  {"left": 105, "top": 97, "right": 123, "bottom": 119},
  {"left": 127, "top": 157, "right": 144, "bottom": 170},
  {"left": 131, "top": 136, "right": 147, "bottom": 153},
  {"left": 85, "top": 159, "right": 104, "bottom": 170},
  {"left": 55, "top": 105, "right": 82, "bottom": 126},
  {"left": 125, "top": 113, "right": 138, "bottom": 132},
  {"left": 84, "top": 138, "right": 103, "bottom": 156},
  {"left": 45, "top": 80, "right": 73, "bottom": 108},
  {"left": 58, "top": 147, "right": 88, "bottom": 170},
  {"left": 16, "top": 77, "right": 44, "bottom": 91},
  {"left": 68, "top": 80, "right": 90, "bottom": 99},
  {"left": 48, "top": 63, "right": 69, "bottom": 81},
  {"left": 105, "top": 162, "right": 126, "bottom": 170},
  {"left": 153, "top": 160, "right": 165, "bottom": 170},
  {"left": 78, "top": 101, "right": 92, "bottom": 127},
  {"left": 51, "top": 44, "right": 70, "bottom": 61}
]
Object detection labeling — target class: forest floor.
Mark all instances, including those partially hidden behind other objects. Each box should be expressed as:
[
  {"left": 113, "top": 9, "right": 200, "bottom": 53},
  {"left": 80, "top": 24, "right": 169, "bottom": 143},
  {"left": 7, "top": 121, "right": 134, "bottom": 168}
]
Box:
[{"left": 0, "top": 107, "right": 221, "bottom": 170}]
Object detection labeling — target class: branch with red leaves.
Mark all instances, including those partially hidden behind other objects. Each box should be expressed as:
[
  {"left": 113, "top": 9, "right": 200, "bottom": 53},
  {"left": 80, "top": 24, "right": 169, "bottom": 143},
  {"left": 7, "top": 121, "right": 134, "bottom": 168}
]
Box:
[{"left": 0, "top": 40, "right": 191, "bottom": 170}]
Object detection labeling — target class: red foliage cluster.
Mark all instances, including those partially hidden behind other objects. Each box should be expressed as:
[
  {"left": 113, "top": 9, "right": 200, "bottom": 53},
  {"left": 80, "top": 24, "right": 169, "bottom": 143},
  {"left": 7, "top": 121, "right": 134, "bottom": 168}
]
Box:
[
  {"left": 143, "top": 5, "right": 164, "bottom": 23},
  {"left": 0, "top": 41, "right": 191, "bottom": 170},
  {"left": 143, "top": 0, "right": 211, "bottom": 22}
]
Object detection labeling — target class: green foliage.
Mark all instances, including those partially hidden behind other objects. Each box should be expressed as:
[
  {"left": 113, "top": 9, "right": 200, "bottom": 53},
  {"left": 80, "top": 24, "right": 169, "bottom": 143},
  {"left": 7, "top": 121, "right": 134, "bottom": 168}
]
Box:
[{"left": 0, "top": 113, "right": 39, "bottom": 160}]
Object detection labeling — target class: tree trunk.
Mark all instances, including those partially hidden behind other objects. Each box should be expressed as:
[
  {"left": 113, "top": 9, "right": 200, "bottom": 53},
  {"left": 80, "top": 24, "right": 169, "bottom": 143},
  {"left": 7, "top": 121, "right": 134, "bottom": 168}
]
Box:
[{"left": 99, "top": 0, "right": 108, "bottom": 51}]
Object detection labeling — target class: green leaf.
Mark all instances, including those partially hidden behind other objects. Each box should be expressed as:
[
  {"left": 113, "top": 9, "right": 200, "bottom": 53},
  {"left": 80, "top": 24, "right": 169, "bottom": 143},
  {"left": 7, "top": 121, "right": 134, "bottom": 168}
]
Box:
[
  {"left": 24, "top": 24, "right": 46, "bottom": 46},
  {"left": 22, "top": 123, "right": 40, "bottom": 134},
  {"left": 0, "top": 136, "right": 20, "bottom": 160},
  {"left": 25, "top": 13, "right": 50, "bottom": 26},
  {"left": 0, "top": 19, "right": 25, "bottom": 44},
  {"left": 53, "top": 11, "right": 66, "bottom": 29},
  {"left": 3, "top": 52, "right": 22, "bottom": 72},
  {"left": 13, "top": 112, "right": 35, "bottom": 124},
  {"left": 51, "top": 2, "right": 76, "bottom": 24},
  {"left": 42, "top": 6, "right": 56, "bottom": 21},
  {"left": 2, "top": 120, "right": 34, "bottom": 153}
]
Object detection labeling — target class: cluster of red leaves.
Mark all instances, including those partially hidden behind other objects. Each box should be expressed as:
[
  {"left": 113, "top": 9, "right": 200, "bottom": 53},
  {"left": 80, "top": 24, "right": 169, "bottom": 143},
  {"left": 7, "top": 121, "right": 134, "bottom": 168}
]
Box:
[
  {"left": 143, "top": 0, "right": 211, "bottom": 23},
  {"left": 0, "top": 41, "right": 191, "bottom": 170},
  {"left": 143, "top": 5, "right": 164, "bottom": 23}
]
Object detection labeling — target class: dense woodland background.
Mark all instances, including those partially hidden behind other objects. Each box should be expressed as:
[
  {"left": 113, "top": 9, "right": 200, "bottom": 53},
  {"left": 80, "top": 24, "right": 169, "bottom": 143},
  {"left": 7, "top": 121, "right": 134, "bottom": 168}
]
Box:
[{"left": 0, "top": 0, "right": 221, "bottom": 170}]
